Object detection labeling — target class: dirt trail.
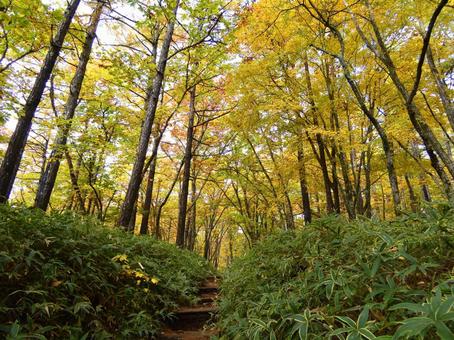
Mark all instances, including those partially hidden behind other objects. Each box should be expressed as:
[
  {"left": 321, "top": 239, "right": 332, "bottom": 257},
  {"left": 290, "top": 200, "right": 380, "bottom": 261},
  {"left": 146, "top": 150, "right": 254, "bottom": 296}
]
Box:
[{"left": 158, "top": 277, "right": 219, "bottom": 339}]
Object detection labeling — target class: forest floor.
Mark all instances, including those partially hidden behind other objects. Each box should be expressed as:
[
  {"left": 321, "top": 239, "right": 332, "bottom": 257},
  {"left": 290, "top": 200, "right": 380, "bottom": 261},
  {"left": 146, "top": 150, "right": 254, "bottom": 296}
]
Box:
[{"left": 158, "top": 276, "right": 220, "bottom": 339}]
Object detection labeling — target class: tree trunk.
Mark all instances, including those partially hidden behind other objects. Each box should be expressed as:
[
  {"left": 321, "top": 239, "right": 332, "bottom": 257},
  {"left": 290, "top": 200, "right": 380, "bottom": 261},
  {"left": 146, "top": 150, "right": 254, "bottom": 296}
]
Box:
[
  {"left": 0, "top": 0, "right": 81, "bottom": 202},
  {"left": 118, "top": 0, "right": 180, "bottom": 229},
  {"left": 34, "top": 1, "right": 103, "bottom": 210},
  {"left": 404, "top": 174, "right": 418, "bottom": 212},
  {"left": 297, "top": 142, "right": 312, "bottom": 224},
  {"left": 185, "top": 173, "right": 197, "bottom": 250},
  {"left": 65, "top": 149, "right": 85, "bottom": 212},
  {"left": 139, "top": 138, "right": 160, "bottom": 235},
  {"left": 426, "top": 45, "right": 454, "bottom": 131},
  {"left": 176, "top": 85, "right": 196, "bottom": 247}
]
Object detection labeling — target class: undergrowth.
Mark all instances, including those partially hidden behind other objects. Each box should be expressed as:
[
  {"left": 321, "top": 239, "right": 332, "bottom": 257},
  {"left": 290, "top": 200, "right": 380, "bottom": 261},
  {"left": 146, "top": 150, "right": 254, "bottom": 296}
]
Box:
[
  {"left": 218, "top": 202, "right": 454, "bottom": 339},
  {"left": 0, "top": 205, "right": 212, "bottom": 339}
]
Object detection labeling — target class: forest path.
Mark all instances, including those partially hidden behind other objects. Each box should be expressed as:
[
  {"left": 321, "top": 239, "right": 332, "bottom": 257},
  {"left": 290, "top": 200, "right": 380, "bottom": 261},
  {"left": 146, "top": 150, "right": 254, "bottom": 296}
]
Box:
[{"left": 158, "top": 276, "right": 219, "bottom": 339}]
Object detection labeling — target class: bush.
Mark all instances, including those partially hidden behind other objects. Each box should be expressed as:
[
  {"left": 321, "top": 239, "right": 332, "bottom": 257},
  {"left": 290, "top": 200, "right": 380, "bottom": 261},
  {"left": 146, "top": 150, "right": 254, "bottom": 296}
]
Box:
[
  {"left": 0, "top": 205, "right": 212, "bottom": 338},
  {"left": 218, "top": 203, "right": 454, "bottom": 339}
]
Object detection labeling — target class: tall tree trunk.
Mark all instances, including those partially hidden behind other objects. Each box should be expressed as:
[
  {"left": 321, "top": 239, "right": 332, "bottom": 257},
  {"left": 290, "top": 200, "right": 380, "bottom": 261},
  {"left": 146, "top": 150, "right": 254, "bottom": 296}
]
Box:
[
  {"left": 65, "top": 149, "right": 85, "bottom": 212},
  {"left": 34, "top": 1, "right": 103, "bottom": 210},
  {"left": 324, "top": 60, "right": 355, "bottom": 218},
  {"left": 404, "top": 174, "right": 418, "bottom": 212},
  {"left": 176, "top": 85, "right": 196, "bottom": 247},
  {"left": 0, "top": 0, "right": 81, "bottom": 202},
  {"left": 420, "top": 176, "right": 432, "bottom": 202},
  {"left": 297, "top": 141, "right": 312, "bottom": 223},
  {"left": 364, "top": 146, "right": 372, "bottom": 217},
  {"left": 118, "top": 0, "right": 180, "bottom": 229},
  {"left": 302, "top": 55, "right": 334, "bottom": 214},
  {"left": 139, "top": 138, "right": 160, "bottom": 235},
  {"left": 315, "top": 135, "right": 334, "bottom": 213},
  {"left": 186, "top": 173, "right": 197, "bottom": 250},
  {"left": 426, "top": 45, "right": 454, "bottom": 131},
  {"left": 330, "top": 148, "right": 341, "bottom": 214}
]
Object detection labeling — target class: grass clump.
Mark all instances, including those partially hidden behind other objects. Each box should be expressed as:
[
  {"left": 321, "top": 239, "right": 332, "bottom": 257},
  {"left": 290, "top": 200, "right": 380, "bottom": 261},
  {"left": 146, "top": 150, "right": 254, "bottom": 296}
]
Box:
[
  {"left": 218, "top": 202, "right": 454, "bottom": 339},
  {"left": 0, "top": 205, "right": 212, "bottom": 339}
]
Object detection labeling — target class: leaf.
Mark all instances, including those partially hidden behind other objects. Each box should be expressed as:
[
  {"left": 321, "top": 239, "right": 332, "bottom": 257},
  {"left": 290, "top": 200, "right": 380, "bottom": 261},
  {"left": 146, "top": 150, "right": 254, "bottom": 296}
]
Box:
[
  {"left": 359, "top": 328, "right": 376, "bottom": 340},
  {"left": 389, "top": 302, "right": 427, "bottom": 313},
  {"left": 393, "top": 317, "right": 433, "bottom": 339},
  {"left": 336, "top": 316, "right": 356, "bottom": 328},
  {"left": 331, "top": 327, "right": 353, "bottom": 336},
  {"left": 357, "top": 307, "right": 369, "bottom": 328},
  {"left": 434, "top": 321, "right": 454, "bottom": 340}
]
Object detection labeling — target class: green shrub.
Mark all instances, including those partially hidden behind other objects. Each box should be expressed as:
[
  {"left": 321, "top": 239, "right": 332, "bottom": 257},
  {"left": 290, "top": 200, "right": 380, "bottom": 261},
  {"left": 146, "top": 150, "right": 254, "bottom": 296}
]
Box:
[
  {"left": 0, "top": 205, "right": 212, "bottom": 338},
  {"left": 218, "top": 203, "right": 454, "bottom": 339}
]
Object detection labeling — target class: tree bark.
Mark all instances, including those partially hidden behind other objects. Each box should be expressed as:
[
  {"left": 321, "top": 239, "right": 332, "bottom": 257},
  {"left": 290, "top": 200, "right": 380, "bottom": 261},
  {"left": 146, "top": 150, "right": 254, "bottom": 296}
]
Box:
[
  {"left": 65, "top": 149, "right": 85, "bottom": 212},
  {"left": 0, "top": 0, "right": 81, "bottom": 202},
  {"left": 176, "top": 85, "right": 196, "bottom": 247},
  {"left": 426, "top": 45, "right": 454, "bottom": 131},
  {"left": 297, "top": 141, "right": 312, "bottom": 223},
  {"left": 118, "top": 0, "right": 180, "bottom": 229},
  {"left": 185, "top": 172, "right": 197, "bottom": 250},
  {"left": 34, "top": 1, "right": 103, "bottom": 210},
  {"left": 139, "top": 137, "right": 160, "bottom": 235}
]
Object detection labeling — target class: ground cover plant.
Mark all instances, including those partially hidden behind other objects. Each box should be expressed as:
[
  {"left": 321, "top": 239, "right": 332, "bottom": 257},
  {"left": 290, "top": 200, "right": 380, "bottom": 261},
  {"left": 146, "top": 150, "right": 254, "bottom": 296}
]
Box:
[
  {"left": 0, "top": 205, "right": 212, "bottom": 339},
  {"left": 218, "top": 203, "right": 454, "bottom": 339}
]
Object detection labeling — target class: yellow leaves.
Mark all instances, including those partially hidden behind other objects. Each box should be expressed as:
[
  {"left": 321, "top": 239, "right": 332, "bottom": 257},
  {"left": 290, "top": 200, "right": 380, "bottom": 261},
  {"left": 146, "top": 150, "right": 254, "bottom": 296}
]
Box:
[
  {"left": 112, "top": 254, "right": 159, "bottom": 288},
  {"left": 112, "top": 254, "right": 128, "bottom": 263}
]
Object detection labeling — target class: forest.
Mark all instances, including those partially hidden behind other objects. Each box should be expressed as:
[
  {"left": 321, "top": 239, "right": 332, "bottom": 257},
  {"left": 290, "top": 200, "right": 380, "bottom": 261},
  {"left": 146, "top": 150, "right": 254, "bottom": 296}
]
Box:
[{"left": 0, "top": 0, "right": 453, "bottom": 338}]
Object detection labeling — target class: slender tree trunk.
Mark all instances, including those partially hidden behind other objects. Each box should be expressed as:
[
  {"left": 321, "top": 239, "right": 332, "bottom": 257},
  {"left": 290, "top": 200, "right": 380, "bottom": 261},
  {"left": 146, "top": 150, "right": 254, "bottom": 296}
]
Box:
[
  {"left": 139, "top": 138, "right": 159, "bottom": 235},
  {"left": 364, "top": 146, "right": 372, "bottom": 217},
  {"left": 330, "top": 148, "right": 341, "bottom": 214},
  {"left": 303, "top": 55, "right": 334, "bottom": 214},
  {"left": 118, "top": 0, "right": 180, "bottom": 229},
  {"left": 34, "top": 1, "right": 103, "bottom": 210},
  {"left": 426, "top": 45, "right": 454, "bottom": 131},
  {"left": 420, "top": 176, "right": 432, "bottom": 202},
  {"left": 381, "top": 182, "right": 386, "bottom": 220},
  {"left": 316, "top": 136, "right": 334, "bottom": 213},
  {"left": 186, "top": 173, "right": 197, "bottom": 250},
  {"left": 65, "top": 149, "right": 85, "bottom": 212},
  {"left": 324, "top": 61, "right": 355, "bottom": 218},
  {"left": 297, "top": 142, "right": 312, "bottom": 224},
  {"left": 176, "top": 85, "right": 196, "bottom": 247},
  {"left": 404, "top": 174, "right": 418, "bottom": 212},
  {"left": 0, "top": 0, "right": 81, "bottom": 202},
  {"left": 155, "top": 205, "right": 163, "bottom": 239}
]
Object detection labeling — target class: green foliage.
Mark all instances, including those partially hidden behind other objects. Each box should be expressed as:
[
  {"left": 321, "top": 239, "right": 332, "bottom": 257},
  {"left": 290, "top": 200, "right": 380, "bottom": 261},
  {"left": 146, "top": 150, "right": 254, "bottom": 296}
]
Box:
[
  {"left": 0, "top": 205, "right": 212, "bottom": 338},
  {"left": 218, "top": 203, "right": 454, "bottom": 339}
]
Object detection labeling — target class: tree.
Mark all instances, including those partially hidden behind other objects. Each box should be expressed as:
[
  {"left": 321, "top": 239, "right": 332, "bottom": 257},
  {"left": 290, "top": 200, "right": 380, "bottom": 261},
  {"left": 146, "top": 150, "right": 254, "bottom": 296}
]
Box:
[
  {"left": 34, "top": 0, "right": 105, "bottom": 210},
  {"left": 118, "top": 0, "right": 180, "bottom": 229},
  {"left": 0, "top": 0, "right": 81, "bottom": 202}
]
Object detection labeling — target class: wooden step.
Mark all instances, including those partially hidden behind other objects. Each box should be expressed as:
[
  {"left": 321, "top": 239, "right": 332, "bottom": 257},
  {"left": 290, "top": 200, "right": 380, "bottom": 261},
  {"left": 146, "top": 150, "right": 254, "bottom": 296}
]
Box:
[
  {"left": 166, "top": 305, "right": 218, "bottom": 331},
  {"left": 160, "top": 276, "right": 220, "bottom": 336},
  {"left": 198, "top": 292, "right": 218, "bottom": 304},
  {"left": 158, "top": 328, "right": 218, "bottom": 340}
]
